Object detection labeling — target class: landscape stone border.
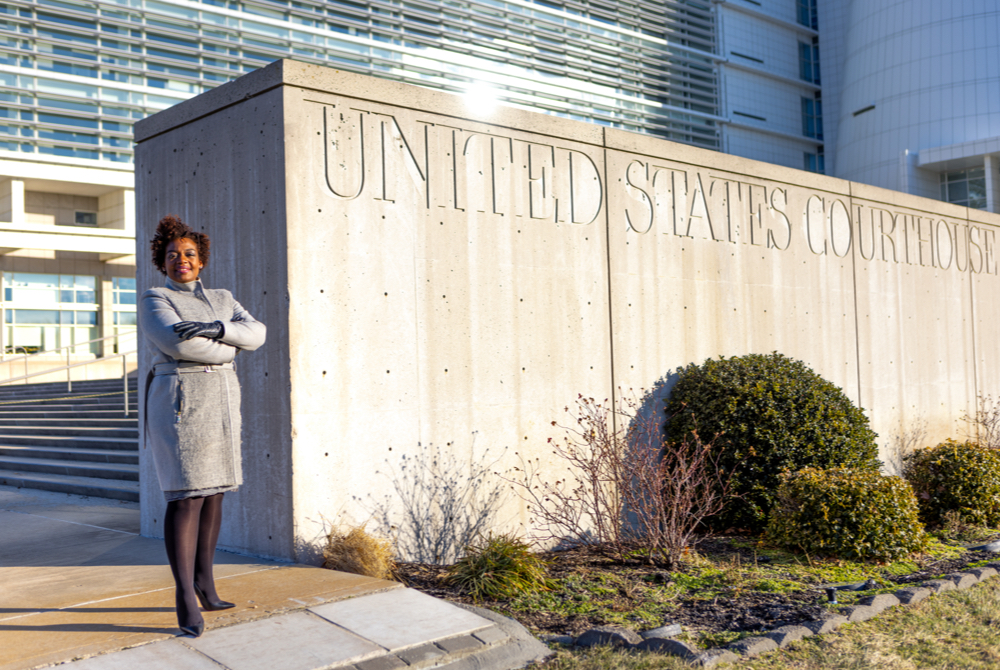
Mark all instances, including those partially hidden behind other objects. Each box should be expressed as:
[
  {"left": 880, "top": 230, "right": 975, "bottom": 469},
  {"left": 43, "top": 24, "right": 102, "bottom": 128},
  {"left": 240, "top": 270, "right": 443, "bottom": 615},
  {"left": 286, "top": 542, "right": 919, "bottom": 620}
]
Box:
[{"left": 554, "top": 561, "right": 1000, "bottom": 667}]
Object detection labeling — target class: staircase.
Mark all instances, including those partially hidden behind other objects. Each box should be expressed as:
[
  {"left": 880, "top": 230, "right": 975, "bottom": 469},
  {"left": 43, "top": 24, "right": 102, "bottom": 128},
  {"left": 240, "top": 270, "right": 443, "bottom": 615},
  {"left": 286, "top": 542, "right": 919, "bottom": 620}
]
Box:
[{"left": 0, "top": 378, "right": 139, "bottom": 502}]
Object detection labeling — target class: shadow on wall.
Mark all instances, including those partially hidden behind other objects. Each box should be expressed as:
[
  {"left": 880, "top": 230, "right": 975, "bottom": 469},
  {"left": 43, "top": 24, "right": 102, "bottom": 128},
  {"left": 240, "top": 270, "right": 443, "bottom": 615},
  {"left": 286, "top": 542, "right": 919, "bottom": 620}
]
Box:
[
  {"left": 629, "top": 371, "right": 681, "bottom": 443},
  {"left": 357, "top": 437, "right": 508, "bottom": 564},
  {"left": 883, "top": 415, "right": 928, "bottom": 477},
  {"left": 622, "top": 371, "right": 680, "bottom": 533}
]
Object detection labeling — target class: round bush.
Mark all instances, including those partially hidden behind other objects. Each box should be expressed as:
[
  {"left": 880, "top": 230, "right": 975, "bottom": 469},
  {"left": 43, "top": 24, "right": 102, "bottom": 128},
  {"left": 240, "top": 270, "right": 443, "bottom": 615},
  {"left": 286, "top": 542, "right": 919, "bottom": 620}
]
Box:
[
  {"left": 766, "top": 467, "right": 926, "bottom": 560},
  {"left": 903, "top": 439, "right": 1000, "bottom": 526},
  {"left": 664, "top": 352, "right": 880, "bottom": 532}
]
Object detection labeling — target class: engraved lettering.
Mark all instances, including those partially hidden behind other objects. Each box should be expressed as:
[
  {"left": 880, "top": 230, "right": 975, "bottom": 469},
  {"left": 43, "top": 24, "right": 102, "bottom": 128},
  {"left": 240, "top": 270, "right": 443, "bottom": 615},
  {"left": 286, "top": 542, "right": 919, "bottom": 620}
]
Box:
[
  {"left": 491, "top": 136, "right": 514, "bottom": 217},
  {"left": 528, "top": 143, "right": 555, "bottom": 221},
  {"left": 970, "top": 225, "right": 984, "bottom": 274},
  {"left": 725, "top": 181, "right": 746, "bottom": 244},
  {"left": 915, "top": 217, "right": 933, "bottom": 267},
  {"left": 855, "top": 206, "right": 877, "bottom": 261},
  {"left": 748, "top": 184, "right": 767, "bottom": 246},
  {"left": 879, "top": 210, "right": 898, "bottom": 262},
  {"left": 935, "top": 220, "right": 953, "bottom": 270},
  {"left": 376, "top": 114, "right": 427, "bottom": 204},
  {"left": 462, "top": 133, "right": 491, "bottom": 214},
  {"left": 624, "top": 160, "right": 653, "bottom": 234},
  {"left": 805, "top": 195, "right": 826, "bottom": 255},
  {"left": 768, "top": 187, "right": 792, "bottom": 250},
  {"left": 685, "top": 173, "right": 717, "bottom": 240},
  {"left": 985, "top": 228, "right": 998, "bottom": 275},
  {"left": 669, "top": 170, "right": 689, "bottom": 237},
  {"left": 568, "top": 150, "right": 602, "bottom": 224},
  {"left": 953, "top": 222, "right": 969, "bottom": 272},
  {"left": 322, "top": 106, "right": 365, "bottom": 200},
  {"left": 829, "top": 199, "right": 852, "bottom": 258}
]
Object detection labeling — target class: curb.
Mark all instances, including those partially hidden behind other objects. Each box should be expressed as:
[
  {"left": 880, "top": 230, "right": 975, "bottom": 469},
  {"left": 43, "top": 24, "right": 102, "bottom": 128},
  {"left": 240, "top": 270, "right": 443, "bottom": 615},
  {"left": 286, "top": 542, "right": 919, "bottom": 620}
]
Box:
[{"left": 555, "top": 560, "right": 1000, "bottom": 666}]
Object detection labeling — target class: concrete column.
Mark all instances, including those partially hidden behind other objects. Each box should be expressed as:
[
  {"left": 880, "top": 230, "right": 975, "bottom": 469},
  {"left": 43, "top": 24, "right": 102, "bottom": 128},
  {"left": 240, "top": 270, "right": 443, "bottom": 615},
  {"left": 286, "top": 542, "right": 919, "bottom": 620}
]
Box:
[
  {"left": 0, "top": 179, "right": 25, "bottom": 225},
  {"left": 98, "top": 188, "right": 135, "bottom": 232},
  {"left": 985, "top": 155, "right": 1000, "bottom": 213}
]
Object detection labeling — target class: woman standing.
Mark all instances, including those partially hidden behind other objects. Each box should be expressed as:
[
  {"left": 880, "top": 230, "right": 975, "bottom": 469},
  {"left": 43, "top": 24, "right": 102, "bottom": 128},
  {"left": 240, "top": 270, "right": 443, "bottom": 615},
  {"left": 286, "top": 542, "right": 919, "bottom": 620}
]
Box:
[{"left": 140, "top": 215, "right": 266, "bottom": 637}]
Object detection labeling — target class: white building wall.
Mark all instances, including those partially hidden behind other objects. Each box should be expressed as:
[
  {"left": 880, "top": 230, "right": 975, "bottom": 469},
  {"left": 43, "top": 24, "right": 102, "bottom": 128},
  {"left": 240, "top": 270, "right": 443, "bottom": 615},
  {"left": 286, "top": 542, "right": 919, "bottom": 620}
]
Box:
[
  {"left": 717, "top": 0, "right": 822, "bottom": 174},
  {"left": 836, "top": 0, "right": 1000, "bottom": 191},
  {"left": 722, "top": 9, "right": 802, "bottom": 82},
  {"left": 815, "top": 0, "right": 849, "bottom": 176},
  {"left": 725, "top": 70, "right": 814, "bottom": 140},
  {"left": 725, "top": 126, "right": 818, "bottom": 170}
]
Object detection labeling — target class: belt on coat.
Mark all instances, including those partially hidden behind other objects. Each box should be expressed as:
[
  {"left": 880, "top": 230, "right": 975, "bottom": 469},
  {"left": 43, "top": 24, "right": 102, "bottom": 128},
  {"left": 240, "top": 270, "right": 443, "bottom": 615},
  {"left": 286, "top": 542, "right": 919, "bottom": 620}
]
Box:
[{"left": 153, "top": 361, "right": 235, "bottom": 376}]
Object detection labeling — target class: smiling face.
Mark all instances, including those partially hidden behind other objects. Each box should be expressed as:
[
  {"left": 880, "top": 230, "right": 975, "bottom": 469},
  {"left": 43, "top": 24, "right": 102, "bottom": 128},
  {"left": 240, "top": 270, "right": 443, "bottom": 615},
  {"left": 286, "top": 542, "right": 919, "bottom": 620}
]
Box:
[{"left": 165, "top": 238, "right": 204, "bottom": 283}]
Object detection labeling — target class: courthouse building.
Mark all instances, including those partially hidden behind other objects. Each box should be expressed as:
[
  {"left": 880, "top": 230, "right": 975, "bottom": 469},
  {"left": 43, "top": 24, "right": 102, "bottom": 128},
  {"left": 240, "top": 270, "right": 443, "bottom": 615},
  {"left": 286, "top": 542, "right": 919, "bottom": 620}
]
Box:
[{"left": 0, "top": 0, "right": 996, "bottom": 358}]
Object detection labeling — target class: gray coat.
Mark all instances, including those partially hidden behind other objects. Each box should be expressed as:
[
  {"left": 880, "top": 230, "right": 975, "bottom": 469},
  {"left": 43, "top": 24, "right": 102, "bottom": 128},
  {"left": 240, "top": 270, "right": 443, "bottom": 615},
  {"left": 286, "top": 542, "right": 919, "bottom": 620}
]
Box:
[{"left": 140, "top": 278, "right": 266, "bottom": 493}]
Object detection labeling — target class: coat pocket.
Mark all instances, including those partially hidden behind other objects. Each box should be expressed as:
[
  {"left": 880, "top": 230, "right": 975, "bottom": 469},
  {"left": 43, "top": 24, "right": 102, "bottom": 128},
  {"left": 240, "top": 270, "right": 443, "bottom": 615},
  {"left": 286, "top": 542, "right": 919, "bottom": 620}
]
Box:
[{"left": 175, "top": 377, "right": 184, "bottom": 424}]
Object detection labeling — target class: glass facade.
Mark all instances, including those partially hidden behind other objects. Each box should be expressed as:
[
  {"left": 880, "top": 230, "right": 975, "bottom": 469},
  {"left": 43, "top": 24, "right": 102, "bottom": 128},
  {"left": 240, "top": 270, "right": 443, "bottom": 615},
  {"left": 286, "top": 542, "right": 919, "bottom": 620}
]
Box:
[
  {"left": 0, "top": 0, "right": 722, "bottom": 161},
  {"left": 798, "top": 38, "right": 819, "bottom": 84},
  {"left": 941, "top": 168, "right": 987, "bottom": 210},
  {"left": 801, "top": 95, "right": 822, "bottom": 140},
  {"left": 111, "top": 275, "right": 135, "bottom": 352},
  {"left": 2, "top": 272, "right": 98, "bottom": 354},
  {"left": 796, "top": 0, "right": 817, "bottom": 30}
]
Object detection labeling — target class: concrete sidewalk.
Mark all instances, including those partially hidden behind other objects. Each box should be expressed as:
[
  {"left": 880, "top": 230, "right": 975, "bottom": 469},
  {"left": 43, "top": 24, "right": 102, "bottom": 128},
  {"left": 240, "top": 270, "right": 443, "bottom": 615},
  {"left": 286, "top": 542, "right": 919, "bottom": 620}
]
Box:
[{"left": 0, "top": 486, "right": 549, "bottom": 670}]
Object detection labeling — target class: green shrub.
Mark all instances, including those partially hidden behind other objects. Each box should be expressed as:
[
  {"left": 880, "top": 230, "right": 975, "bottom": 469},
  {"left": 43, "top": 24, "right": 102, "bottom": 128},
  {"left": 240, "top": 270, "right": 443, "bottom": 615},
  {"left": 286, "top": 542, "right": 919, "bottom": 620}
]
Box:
[
  {"left": 664, "top": 353, "right": 880, "bottom": 532},
  {"left": 766, "top": 467, "right": 926, "bottom": 560},
  {"left": 446, "top": 532, "right": 551, "bottom": 601},
  {"left": 903, "top": 439, "right": 1000, "bottom": 526}
]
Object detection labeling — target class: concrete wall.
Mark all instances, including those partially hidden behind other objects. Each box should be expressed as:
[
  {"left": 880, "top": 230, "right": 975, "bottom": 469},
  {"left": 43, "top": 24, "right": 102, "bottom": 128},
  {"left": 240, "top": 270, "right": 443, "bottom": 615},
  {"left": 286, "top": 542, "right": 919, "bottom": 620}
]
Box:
[{"left": 135, "top": 60, "right": 1000, "bottom": 563}]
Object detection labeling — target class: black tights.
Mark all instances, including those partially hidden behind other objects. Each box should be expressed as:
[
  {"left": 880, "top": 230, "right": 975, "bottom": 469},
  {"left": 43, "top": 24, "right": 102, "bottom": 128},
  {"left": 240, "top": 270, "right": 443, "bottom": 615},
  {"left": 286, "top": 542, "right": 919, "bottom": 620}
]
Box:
[{"left": 163, "top": 493, "right": 225, "bottom": 629}]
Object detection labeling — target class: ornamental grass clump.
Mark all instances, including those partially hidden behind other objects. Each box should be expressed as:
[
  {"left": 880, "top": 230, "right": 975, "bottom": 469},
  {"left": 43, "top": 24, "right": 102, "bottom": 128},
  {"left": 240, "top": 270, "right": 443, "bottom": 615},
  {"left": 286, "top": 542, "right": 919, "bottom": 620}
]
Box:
[
  {"left": 904, "top": 439, "right": 1000, "bottom": 526},
  {"left": 322, "top": 524, "right": 396, "bottom": 580},
  {"left": 664, "top": 352, "right": 880, "bottom": 532},
  {"left": 766, "top": 467, "right": 927, "bottom": 561},
  {"left": 446, "top": 532, "right": 551, "bottom": 601}
]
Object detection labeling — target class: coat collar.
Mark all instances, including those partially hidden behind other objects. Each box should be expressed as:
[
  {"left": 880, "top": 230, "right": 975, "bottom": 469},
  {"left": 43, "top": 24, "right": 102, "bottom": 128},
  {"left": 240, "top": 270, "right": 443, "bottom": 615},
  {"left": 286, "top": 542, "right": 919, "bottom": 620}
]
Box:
[{"left": 165, "top": 277, "right": 202, "bottom": 293}]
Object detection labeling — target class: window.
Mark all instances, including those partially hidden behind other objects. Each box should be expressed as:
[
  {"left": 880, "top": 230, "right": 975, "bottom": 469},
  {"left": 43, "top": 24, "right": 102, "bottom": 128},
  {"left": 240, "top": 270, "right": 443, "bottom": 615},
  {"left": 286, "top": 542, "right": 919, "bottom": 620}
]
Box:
[
  {"left": 804, "top": 150, "right": 825, "bottom": 174},
  {"left": 4, "top": 273, "right": 95, "bottom": 305},
  {"left": 112, "top": 277, "right": 135, "bottom": 305},
  {"left": 797, "top": 0, "right": 818, "bottom": 30},
  {"left": 112, "top": 276, "right": 137, "bottom": 353},
  {"left": 940, "top": 169, "right": 987, "bottom": 209},
  {"left": 2, "top": 273, "right": 99, "bottom": 355},
  {"left": 75, "top": 211, "right": 97, "bottom": 225},
  {"left": 802, "top": 96, "right": 823, "bottom": 140},
  {"left": 798, "top": 39, "right": 820, "bottom": 84}
]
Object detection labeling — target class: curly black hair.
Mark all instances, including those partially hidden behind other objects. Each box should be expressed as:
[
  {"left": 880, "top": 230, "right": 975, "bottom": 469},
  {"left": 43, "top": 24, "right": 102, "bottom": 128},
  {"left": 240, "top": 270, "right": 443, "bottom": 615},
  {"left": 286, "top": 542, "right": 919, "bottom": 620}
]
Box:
[{"left": 150, "top": 214, "right": 211, "bottom": 275}]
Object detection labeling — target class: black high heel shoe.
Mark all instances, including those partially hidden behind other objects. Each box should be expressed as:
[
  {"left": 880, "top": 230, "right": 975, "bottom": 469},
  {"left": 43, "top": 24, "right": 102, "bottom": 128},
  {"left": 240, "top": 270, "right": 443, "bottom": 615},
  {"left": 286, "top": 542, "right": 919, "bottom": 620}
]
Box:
[
  {"left": 176, "top": 591, "right": 205, "bottom": 637},
  {"left": 194, "top": 582, "right": 236, "bottom": 611}
]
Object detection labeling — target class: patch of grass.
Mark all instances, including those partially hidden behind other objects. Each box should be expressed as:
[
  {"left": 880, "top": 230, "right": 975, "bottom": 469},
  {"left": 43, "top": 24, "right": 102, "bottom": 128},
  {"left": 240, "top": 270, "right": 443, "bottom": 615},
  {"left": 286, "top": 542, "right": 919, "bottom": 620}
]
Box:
[
  {"left": 511, "top": 571, "right": 676, "bottom": 630},
  {"left": 446, "top": 532, "right": 551, "bottom": 601},
  {"left": 545, "top": 578, "right": 1000, "bottom": 670}
]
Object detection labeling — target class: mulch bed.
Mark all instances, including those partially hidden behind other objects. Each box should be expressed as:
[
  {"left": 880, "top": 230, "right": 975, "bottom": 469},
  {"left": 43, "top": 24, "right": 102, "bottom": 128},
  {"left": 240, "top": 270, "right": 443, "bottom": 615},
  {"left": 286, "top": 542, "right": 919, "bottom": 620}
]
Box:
[{"left": 396, "top": 539, "right": 1000, "bottom": 638}]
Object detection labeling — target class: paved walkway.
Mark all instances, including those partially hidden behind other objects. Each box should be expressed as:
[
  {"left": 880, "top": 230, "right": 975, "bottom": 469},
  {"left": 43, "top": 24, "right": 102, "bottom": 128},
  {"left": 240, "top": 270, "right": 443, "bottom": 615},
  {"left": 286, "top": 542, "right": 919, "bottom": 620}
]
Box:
[{"left": 0, "top": 486, "right": 549, "bottom": 670}]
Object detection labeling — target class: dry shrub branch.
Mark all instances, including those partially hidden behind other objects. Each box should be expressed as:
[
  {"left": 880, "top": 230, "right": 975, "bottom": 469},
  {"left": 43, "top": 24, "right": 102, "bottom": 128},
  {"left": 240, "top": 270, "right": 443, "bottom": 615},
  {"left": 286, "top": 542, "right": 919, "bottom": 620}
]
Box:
[
  {"left": 964, "top": 394, "right": 1000, "bottom": 450},
  {"left": 621, "top": 397, "right": 735, "bottom": 567},
  {"left": 502, "top": 391, "right": 735, "bottom": 568}
]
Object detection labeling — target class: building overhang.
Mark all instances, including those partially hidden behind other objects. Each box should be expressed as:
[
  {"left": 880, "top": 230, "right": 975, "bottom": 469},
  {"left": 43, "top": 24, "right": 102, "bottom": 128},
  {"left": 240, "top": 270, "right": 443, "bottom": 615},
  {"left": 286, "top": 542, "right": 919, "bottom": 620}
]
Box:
[
  {"left": 918, "top": 136, "right": 1000, "bottom": 172},
  {"left": 0, "top": 222, "right": 134, "bottom": 257}
]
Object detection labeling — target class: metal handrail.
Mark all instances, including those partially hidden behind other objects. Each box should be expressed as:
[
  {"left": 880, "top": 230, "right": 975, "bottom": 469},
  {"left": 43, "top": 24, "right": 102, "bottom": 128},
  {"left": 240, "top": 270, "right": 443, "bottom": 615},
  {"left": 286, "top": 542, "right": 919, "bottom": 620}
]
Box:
[
  {"left": 1, "top": 330, "right": 138, "bottom": 393},
  {"left": 0, "top": 350, "right": 137, "bottom": 416},
  {"left": 1, "top": 330, "right": 137, "bottom": 365}
]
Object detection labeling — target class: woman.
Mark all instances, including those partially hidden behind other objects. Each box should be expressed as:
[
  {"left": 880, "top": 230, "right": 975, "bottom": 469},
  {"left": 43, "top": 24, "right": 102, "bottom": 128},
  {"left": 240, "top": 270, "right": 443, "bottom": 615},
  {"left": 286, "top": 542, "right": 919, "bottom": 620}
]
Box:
[{"left": 139, "top": 215, "right": 266, "bottom": 637}]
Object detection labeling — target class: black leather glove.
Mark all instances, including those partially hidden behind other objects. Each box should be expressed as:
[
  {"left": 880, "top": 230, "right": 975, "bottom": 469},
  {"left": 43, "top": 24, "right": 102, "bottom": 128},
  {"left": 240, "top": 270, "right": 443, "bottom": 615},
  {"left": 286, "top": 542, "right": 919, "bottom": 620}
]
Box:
[{"left": 173, "top": 320, "right": 225, "bottom": 341}]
